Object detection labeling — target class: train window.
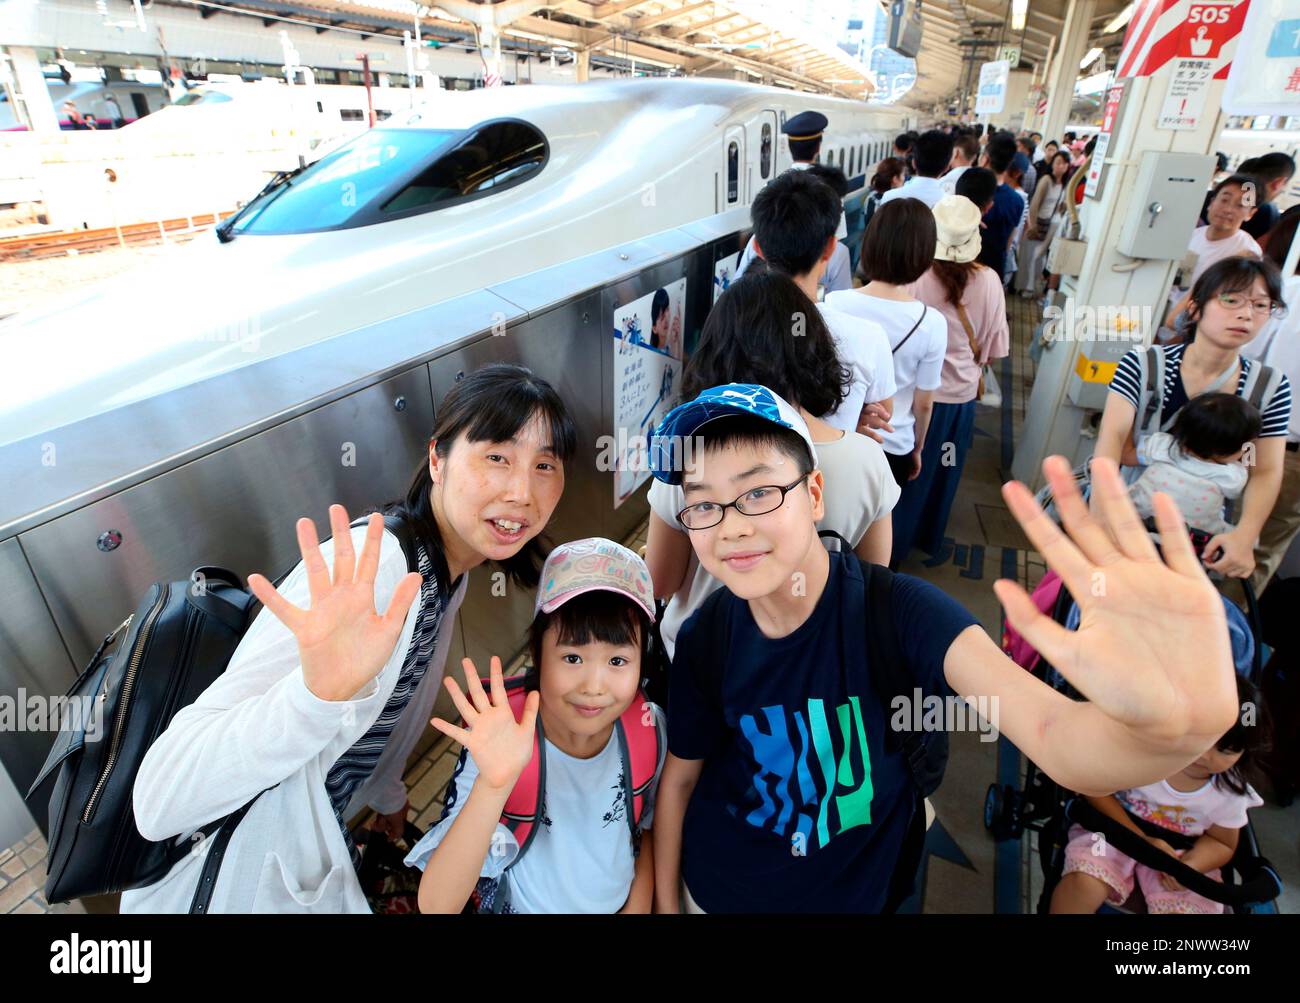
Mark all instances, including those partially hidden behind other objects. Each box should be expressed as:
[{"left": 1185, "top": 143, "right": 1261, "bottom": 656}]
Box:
[
  {"left": 226, "top": 128, "right": 459, "bottom": 234},
  {"left": 760, "top": 123, "right": 772, "bottom": 179},
  {"left": 340, "top": 109, "right": 364, "bottom": 121},
  {"left": 382, "top": 120, "right": 548, "bottom": 213},
  {"left": 726, "top": 140, "right": 739, "bottom": 204},
  {"left": 376, "top": 109, "right": 392, "bottom": 121}
]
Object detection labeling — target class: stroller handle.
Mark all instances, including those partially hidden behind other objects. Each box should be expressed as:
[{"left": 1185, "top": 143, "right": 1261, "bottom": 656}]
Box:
[{"left": 1065, "top": 799, "right": 1281, "bottom": 908}]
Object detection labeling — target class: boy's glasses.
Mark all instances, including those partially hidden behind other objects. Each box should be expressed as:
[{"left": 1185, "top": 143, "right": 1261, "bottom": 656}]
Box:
[
  {"left": 1216, "top": 293, "right": 1285, "bottom": 317},
  {"left": 677, "top": 473, "right": 810, "bottom": 531}
]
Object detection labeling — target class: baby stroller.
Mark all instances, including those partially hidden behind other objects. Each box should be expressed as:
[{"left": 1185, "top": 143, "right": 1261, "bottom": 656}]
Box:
[{"left": 987, "top": 551, "right": 1284, "bottom": 914}]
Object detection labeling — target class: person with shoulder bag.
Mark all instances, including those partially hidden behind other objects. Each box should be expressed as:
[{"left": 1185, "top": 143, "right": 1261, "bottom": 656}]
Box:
[
  {"left": 114, "top": 364, "right": 577, "bottom": 912},
  {"left": 897, "top": 194, "right": 1010, "bottom": 565}
]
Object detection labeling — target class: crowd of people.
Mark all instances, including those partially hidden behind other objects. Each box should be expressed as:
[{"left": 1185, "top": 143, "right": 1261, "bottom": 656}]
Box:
[{"left": 114, "top": 111, "right": 1296, "bottom": 917}]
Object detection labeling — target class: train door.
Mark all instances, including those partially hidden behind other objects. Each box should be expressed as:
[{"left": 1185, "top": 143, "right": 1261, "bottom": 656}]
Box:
[{"left": 722, "top": 125, "right": 745, "bottom": 210}]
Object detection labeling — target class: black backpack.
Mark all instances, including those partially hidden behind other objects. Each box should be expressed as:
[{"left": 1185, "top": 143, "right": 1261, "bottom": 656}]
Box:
[
  {"left": 26, "top": 515, "right": 416, "bottom": 910},
  {"left": 691, "top": 554, "right": 944, "bottom": 913}
]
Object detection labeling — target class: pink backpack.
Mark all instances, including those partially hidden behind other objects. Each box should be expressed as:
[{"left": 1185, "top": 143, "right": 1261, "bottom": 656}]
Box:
[
  {"left": 493, "top": 676, "right": 661, "bottom": 863},
  {"left": 1001, "top": 570, "right": 1065, "bottom": 672}
]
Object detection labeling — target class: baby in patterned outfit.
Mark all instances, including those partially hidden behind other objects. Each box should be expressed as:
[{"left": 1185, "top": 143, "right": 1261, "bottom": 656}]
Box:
[{"left": 1129, "top": 392, "right": 1261, "bottom": 535}]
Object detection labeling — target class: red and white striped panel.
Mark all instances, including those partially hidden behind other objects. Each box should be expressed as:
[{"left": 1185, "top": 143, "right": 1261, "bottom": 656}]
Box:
[{"left": 1115, "top": 0, "right": 1248, "bottom": 80}]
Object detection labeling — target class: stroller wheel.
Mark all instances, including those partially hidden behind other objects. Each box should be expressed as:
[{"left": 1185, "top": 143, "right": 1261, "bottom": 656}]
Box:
[{"left": 984, "top": 783, "right": 1021, "bottom": 841}]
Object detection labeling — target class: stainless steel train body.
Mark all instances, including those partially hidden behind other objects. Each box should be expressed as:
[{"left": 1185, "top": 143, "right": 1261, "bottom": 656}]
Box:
[{"left": 0, "top": 79, "right": 905, "bottom": 824}]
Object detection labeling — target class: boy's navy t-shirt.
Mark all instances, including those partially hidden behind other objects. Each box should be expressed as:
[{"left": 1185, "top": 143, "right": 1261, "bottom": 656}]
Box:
[{"left": 668, "top": 551, "right": 978, "bottom": 913}]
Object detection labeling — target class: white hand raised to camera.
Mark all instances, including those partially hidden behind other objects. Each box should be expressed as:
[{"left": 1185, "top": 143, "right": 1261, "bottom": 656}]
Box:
[{"left": 247, "top": 505, "right": 423, "bottom": 703}]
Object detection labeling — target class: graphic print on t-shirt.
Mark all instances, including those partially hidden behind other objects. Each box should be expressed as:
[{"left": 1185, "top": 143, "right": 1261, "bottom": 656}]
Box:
[
  {"left": 735, "top": 695, "right": 874, "bottom": 853},
  {"left": 603, "top": 771, "right": 627, "bottom": 829}
]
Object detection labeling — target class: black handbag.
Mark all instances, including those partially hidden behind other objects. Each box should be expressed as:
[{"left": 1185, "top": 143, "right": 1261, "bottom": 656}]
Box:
[{"left": 27, "top": 514, "right": 416, "bottom": 908}]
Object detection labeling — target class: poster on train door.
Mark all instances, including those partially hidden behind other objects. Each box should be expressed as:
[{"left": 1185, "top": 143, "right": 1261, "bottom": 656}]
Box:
[{"left": 612, "top": 277, "right": 687, "bottom": 507}]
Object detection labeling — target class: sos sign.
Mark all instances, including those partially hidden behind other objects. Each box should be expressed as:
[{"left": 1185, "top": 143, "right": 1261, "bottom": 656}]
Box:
[{"left": 1178, "top": 2, "right": 1240, "bottom": 60}]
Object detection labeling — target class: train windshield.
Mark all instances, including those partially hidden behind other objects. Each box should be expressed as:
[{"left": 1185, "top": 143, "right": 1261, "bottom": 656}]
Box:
[
  {"left": 227, "top": 119, "right": 547, "bottom": 235},
  {"left": 227, "top": 128, "right": 458, "bottom": 235}
]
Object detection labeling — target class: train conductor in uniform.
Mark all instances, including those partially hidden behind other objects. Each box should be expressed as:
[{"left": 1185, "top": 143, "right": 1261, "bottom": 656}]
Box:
[{"left": 735, "top": 110, "right": 853, "bottom": 296}]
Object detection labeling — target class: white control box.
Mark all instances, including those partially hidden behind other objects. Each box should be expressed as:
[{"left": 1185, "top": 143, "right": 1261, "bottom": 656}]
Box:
[{"left": 1115, "top": 151, "right": 1217, "bottom": 260}]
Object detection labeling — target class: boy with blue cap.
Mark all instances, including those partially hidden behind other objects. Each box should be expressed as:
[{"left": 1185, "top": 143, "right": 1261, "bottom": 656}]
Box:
[{"left": 650, "top": 383, "right": 1242, "bottom": 913}]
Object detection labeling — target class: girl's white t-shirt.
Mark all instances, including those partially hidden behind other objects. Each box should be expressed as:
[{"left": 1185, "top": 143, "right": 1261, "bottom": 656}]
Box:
[
  {"left": 405, "top": 708, "right": 663, "bottom": 914},
  {"left": 1117, "top": 776, "right": 1263, "bottom": 838},
  {"left": 823, "top": 291, "right": 947, "bottom": 455}
]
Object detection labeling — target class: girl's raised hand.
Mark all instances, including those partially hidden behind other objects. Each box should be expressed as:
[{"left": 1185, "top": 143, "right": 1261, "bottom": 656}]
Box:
[
  {"left": 431, "top": 656, "right": 538, "bottom": 793},
  {"left": 995, "top": 455, "right": 1238, "bottom": 758},
  {"left": 248, "top": 506, "right": 422, "bottom": 702}
]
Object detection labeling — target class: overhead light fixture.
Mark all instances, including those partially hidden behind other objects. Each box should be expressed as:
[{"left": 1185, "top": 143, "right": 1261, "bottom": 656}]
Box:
[
  {"left": 1011, "top": 0, "right": 1028, "bottom": 31},
  {"left": 1103, "top": 2, "right": 1136, "bottom": 34},
  {"left": 1079, "top": 46, "right": 1102, "bottom": 69}
]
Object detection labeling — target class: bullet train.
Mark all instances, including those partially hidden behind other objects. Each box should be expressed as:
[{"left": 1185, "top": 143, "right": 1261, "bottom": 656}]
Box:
[{"left": 0, "top": 78, "right": 904, "bottom": 446}]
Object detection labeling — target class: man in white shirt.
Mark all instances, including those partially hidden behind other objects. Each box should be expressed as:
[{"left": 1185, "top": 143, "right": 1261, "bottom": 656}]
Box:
[
  {"left": 941, "top": 131, "right": 979, "bottom": 196},
  {"left": 1164, "top": 174, "right": 1264, "bottom": 329},
  {"left": 747, "top": 169, "right": 896, "bottom": 437},
  {"left": 880, "top": 129, "right": 953, "bottom": 210}
]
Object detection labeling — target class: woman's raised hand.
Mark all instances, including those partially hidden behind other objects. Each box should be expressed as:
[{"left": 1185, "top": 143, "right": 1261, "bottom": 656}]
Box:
[
  {"left": 995, "top": 456, "right": 1239, "bottom": 756},
  {"left": 431, "top": 656, "right": 539, "bottom": 793},
  {"left": 248, "top": 506, "right": 422, "bottom": 702}
]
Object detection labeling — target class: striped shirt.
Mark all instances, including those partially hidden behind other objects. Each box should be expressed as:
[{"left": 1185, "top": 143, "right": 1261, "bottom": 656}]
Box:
[
  {"left": 1109, "top": 343, "right": 1292, "bottom": 439},
  {"left": 325, "top": 539, "right": 447, "bottom": 866}
]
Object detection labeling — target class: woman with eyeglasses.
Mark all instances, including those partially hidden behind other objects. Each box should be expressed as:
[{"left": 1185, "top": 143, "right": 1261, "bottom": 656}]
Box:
[{"left": 1095, "top": 256, "right": 1292, "bottom": 579}]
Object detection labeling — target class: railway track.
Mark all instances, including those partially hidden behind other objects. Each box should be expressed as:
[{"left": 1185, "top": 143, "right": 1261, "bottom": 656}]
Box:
[{"left": 0, "top": 212, "right": 236, "bottom": 262}]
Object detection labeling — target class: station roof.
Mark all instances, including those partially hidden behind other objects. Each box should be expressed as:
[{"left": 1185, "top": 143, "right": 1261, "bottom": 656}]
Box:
[
  {"left": 164, "top": 0, "right": 1139, "bottom": 110},
  {"left": 906, "top": 0, "right": 1134, "bottom": 109},
  {"left": 169, "top": 1, "right": 878, "bottom": 99}
]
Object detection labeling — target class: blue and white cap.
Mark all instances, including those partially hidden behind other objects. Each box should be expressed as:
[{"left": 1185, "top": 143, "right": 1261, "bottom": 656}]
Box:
[{"left": 648, "top": 383, "right": 818, "bottom": 486}]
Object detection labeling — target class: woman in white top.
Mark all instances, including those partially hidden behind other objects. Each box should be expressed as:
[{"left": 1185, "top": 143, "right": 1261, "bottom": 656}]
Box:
[
  {"left": 124, "top": 365, "right": 577, "bottom": 913},
  {"left": 645, "top": 269, "right": 900, "bottom": 660},
  {"left": 1016, "top": 150, "right": 1071, "bottom": 297},
  {"left": 826, "top": 198, "right": 949, "bottom": 488}
]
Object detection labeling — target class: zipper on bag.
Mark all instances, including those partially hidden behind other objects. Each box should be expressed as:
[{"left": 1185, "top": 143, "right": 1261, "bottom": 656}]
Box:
[{"left": 82, "top": 585, "right": 169, "bottom": 825}]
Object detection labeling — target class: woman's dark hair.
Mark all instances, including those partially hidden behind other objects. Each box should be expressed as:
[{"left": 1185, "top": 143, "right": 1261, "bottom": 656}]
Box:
[
  {"left": 1169, "top": 392, "right": 1262, "bottom": 459},
  {"left": 1263, "top": 204, "right": 1300, "bottom": 274},
  {"left": 931, "top": 260, "right": 982, "bottom": 307},
  {"left": 651, "top": 288, "right": 670, "bottom": 324},
  {"left": 683, "top": 266, "right": 849, "bottom": 417},
  {"left": 1214, "top": 674, "right": 1271, "bottom": 797},
  {"left": 1050, "top": 150, "right": 1072, "bottom": 175},
  {"left": 387, "top": 363, "right": 577, "bottom": 588},
  {"left": 650, "top": 288, "right": 670, "bottom": 347},
  {"left": 1185, "top": 256, "right": 1285, "bottom": 341},
  {"left": 860, "top": 198, "right": 936, "bottom": 285},
  {"left": 869, "top": 156, "right": 905, "bottom": 196},
  {"left": 525, "top": 590, "right": 649, "bottom": 691}
]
